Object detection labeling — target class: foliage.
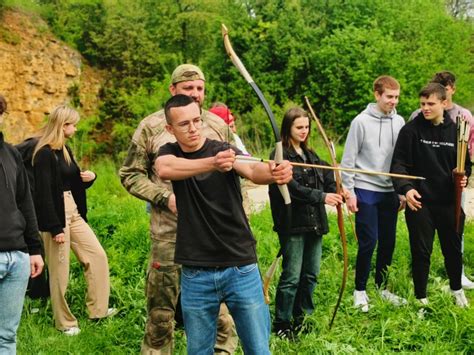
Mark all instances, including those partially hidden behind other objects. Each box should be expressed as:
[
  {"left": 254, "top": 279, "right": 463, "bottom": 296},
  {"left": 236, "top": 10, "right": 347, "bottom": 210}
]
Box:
[
  {"left": 16, "top": 160, "right": 474, "bottom": 353},
  {"left": 2, "top": 0, "right": 474, "bottom": 156},
  {"left": 0, "top": 24, "right": 21, "bottom": 43}
]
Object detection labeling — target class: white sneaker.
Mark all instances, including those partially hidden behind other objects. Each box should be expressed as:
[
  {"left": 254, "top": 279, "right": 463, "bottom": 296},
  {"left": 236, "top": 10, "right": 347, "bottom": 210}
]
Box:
[
  {"left": 462, "top": 275, "right": 474, "bottom": 290},
  {"left": 417, "top": 298, "right": 429, "bottom": 319},
  {"left": 91, "top": 308, "right": 118, "bottom": 321},
  {"left": 380, "top": 289, "right": 407, "bottom": 306},
  {"left": 451, "top": 289, "right": 470, "bottom": 308},
  {"left": 105, "top": 308, "right": 118, "bottom": 318},
  {"left": 63, "top": 327, "right": 81, "bottom": 336},
  {"left": 418, "top": 297, "right": 429, "bottom": 306},
  {"left": 354, "top": 290, "right": 370, "bottom": 312}
]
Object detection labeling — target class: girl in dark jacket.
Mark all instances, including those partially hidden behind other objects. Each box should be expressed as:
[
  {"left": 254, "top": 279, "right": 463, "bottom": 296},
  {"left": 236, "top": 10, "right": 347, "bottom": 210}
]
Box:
[
  {"left": 32, "top": 105, "right": 114, "bottom": 335},
  {"left": 269, "top": 107, "right": 343, "bottom": 338}
]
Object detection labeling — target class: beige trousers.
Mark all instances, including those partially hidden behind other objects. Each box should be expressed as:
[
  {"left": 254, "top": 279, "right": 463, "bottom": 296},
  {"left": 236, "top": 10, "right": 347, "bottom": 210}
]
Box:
[{"left": 41, "top": 191, "right": 110, "bottom": 330}]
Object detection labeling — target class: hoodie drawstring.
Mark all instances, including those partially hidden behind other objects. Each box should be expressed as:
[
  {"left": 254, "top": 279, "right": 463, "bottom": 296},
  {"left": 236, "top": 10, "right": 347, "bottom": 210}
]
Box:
[
  {"left": 391, "top": 118, "right": 394, "bottom": 147},
  {"left": 379, "top": 118, "right": 382, "bottom": 147},
  {"left": 378, "top": 116, "right": 395, "bottom": 147}
]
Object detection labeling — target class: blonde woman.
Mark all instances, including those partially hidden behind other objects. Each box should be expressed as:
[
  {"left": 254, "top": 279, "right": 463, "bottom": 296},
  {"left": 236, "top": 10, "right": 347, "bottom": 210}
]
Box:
[{"left": 32, "top": 105, "right": 115, "bottom": 335}]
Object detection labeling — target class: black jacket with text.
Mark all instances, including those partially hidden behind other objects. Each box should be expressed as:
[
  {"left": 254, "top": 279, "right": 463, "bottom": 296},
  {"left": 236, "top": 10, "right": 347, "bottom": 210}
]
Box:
[{"left": 391, "top": 111, "right": 471, "bottom": 204}]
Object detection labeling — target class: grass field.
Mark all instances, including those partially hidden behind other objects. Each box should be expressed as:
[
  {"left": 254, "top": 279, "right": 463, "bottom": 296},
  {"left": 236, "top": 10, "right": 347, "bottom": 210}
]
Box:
[{"left": 17, "top": 161, "right": 473, "bottom": 354}]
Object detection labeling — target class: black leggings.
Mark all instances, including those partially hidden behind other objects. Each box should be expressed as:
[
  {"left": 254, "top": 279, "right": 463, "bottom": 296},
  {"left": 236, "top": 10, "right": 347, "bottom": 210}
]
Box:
[{"left": 405, "top": 203, "right": 463, "bottom": 299}]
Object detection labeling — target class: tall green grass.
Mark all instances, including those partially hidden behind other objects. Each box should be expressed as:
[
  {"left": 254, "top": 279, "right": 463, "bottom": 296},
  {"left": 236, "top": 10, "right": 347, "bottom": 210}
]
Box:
[{"left": 18, "top": 160, "right": 473, "bottom": 354}]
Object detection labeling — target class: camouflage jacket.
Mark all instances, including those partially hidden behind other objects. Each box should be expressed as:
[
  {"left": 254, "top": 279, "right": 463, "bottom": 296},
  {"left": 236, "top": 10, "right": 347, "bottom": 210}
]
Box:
[{"left": 119, "top": 109, "right": 233, "bottom": 239}]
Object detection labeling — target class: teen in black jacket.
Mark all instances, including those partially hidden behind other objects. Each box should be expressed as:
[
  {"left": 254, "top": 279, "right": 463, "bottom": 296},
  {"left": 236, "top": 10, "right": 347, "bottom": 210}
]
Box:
[
  {"left": 391, "top": 83, "right": 471, "bottom": 308},
  {"left": 269, "top": 107, "right": 343, "bottom": 338}
]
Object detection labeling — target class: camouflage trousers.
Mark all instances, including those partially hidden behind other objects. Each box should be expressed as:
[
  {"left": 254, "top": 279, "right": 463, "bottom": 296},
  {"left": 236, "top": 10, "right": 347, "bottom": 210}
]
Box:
[{"left": 141, "top": 236, "right": 238, "bottom": 354}]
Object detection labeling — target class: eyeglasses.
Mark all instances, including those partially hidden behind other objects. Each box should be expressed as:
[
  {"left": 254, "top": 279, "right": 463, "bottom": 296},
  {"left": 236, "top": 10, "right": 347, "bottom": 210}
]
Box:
[{"left": 173, "top": 118, "right": 202, "bottom": 132}]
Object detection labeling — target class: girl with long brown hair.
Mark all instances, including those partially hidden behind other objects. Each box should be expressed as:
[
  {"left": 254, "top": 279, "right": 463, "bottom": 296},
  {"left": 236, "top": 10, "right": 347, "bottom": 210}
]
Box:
[{"left": 269, "top": 107, "right": 343, "bottom": 338}]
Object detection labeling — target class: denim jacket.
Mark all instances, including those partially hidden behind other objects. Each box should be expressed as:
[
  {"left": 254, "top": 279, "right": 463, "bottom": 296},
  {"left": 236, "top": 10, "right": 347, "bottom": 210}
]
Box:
[{"left": 269, "top": 146, "right": 336, "bottom": 236}]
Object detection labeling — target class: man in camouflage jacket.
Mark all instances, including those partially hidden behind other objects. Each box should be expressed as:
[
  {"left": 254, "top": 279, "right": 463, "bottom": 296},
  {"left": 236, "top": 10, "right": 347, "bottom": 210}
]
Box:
[{"left": 119, "top": 64, "right": 237, "bottom": 354}]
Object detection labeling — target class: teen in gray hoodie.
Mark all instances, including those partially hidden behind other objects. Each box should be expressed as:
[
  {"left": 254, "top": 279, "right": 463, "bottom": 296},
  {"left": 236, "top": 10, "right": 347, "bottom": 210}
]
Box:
[{"left": 341, "top": 76, "right": 406, "bottom": 312}]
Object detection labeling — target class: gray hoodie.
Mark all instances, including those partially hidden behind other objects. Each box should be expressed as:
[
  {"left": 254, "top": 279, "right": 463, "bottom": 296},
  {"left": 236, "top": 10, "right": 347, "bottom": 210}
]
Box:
[{"left": 341, "top": 103, "right": 405, "bottom": 195}]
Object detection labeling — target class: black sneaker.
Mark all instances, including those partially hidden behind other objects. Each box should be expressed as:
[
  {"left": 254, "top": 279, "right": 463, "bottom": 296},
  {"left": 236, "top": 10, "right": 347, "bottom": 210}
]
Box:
[
  {"left": 273, "top": 321, "right": 294, "bottom": 340},
  {"left": 276, "top": 328, "right": 293, "bottom": 340}
]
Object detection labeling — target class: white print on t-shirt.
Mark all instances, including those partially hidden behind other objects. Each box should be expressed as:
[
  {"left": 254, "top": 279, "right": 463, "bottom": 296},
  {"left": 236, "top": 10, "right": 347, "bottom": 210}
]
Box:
[{"left": 419, "top": 139, "right": 454, "bottom": 148}]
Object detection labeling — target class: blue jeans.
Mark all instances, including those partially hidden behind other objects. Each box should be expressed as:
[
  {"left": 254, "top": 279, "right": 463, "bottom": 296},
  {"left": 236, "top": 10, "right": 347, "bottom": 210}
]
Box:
[
  {"left": 0, "top": 251, "right": 30, "bottom": 354},
  {"left": 275, "top": 233, "right": 322, "bottom": 325},
  {"left": 181, "top": 264, "right": 270, "bottom": 355},
  {"left": 354, "top": 188, "right": 399, "bottom": 290}
]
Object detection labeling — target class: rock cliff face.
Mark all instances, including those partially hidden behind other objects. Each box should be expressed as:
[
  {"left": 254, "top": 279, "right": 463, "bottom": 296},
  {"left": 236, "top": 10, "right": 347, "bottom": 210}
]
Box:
[{"left": 0, "top": 10, "right": 103, "bottom": 143}]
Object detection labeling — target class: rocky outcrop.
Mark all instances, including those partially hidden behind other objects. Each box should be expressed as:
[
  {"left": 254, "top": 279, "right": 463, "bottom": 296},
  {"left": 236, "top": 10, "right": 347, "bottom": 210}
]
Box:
[{"left": 0, "top": 9, "right": 103, "bottom": 143}]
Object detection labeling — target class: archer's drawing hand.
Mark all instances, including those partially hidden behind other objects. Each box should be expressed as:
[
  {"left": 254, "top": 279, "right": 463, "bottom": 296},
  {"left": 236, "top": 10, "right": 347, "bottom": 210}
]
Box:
[
  {"left": 214, "top": 149, "right": 235, "bottom": 172},
  {"left": 325, "top": 193, "right": 344, "bottom": 207},
  {"left": 346, "top": 194, "right": 358, "bottom": 213},
  {"left": 406, "top": 189, "right": 422, "bottom": 211},
  {"left": 270, "top": 160, "right": 292, "bottom": 185},
  {"left": 80, "top": 170, "right": 96, "bottom": 182}
]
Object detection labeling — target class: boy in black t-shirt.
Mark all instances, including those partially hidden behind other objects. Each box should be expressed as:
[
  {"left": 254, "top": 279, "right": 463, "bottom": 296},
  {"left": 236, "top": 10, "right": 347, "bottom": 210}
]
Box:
[{"left": 156, "top": 95, "right": 292, "bottom": 354}]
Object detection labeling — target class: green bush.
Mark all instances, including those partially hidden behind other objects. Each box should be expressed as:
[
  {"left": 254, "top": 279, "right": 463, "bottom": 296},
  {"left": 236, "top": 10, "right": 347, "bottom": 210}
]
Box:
[{"left": 14, "top": 0, "right": 469, "bottom": 156}]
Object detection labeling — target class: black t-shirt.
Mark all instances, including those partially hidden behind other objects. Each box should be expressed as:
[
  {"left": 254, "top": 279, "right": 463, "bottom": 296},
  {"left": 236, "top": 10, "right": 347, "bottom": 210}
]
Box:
[
  {"left": 158, "top": 139, "right": 257, "bottom": 267},
  {"left": 55, "top": 150, "right": 79, "bottom": 191}
]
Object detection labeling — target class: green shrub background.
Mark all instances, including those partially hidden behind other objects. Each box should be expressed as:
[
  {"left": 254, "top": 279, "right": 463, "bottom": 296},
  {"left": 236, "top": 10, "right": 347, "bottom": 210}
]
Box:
[
  {"left": 2, "top": 0, "right": 472, "bottom": 352},
  {"left": 2, "top": 0, "right": 473, "bottom": 156}
]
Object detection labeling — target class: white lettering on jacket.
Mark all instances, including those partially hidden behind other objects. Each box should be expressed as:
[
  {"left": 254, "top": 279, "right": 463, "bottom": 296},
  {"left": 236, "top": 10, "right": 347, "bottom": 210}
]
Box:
[{"left": 420, "top": 139, "right": 454, "bottom": 148}]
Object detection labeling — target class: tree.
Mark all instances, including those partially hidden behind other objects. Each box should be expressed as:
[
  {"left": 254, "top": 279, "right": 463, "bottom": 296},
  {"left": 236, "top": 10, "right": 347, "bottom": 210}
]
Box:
[{"left": 32, "top": 0, "right": 474, "bottom": 155}]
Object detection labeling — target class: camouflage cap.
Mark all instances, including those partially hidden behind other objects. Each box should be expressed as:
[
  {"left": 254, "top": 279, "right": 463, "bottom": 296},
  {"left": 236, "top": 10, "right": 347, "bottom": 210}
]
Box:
[{"left": 171, "top": 64, "right": 206, "bottom": 84}]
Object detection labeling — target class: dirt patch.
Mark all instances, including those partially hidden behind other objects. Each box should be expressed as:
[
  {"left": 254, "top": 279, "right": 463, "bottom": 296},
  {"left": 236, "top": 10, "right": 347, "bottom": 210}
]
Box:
[{"left": 0, "top": 9, "right": 103, "bottom": 144}]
